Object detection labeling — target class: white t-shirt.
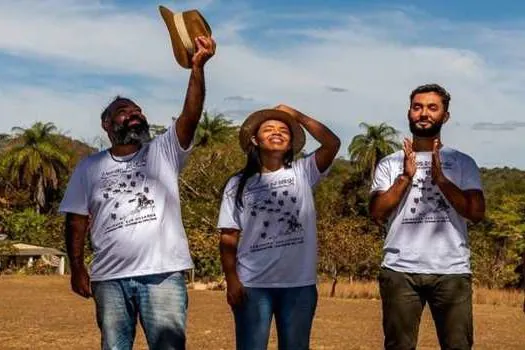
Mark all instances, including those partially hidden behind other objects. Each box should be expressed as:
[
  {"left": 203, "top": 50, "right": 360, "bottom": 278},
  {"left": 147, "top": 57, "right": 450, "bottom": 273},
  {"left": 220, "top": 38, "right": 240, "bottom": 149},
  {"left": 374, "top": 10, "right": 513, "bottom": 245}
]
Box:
[
  {"left": 218, "top": 154, "right": 326, "bottom": 288},
  {"left": 59, "top": 125, "right": 194, "bottom": 282},
  {"left": 371, "top": 147, "right": 483, "bottom": 274}
]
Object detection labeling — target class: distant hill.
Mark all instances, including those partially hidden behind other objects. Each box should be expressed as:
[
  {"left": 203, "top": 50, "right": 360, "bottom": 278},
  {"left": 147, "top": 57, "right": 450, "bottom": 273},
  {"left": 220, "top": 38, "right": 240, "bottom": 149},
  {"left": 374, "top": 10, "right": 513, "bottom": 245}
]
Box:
[
  {"left": 480, "top": 167, "right": 525, "bottom": 198},
  {"left": 54, "top": 135, "right": 97, "bottom": 169}
]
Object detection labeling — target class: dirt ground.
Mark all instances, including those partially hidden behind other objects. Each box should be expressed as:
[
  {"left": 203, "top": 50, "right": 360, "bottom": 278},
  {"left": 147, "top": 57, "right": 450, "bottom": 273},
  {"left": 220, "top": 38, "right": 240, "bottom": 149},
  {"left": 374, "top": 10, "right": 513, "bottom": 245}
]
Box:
[{"left": 1, "top": 276, "right": 525, "bottom": 349}]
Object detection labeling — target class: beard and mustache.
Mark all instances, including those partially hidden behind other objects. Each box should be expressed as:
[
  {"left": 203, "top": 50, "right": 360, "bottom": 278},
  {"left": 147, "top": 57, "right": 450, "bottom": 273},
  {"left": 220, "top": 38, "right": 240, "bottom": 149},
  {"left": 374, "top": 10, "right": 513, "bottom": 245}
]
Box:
[
  {"left": 110, "top": 113, "right": 442, "bottom": 144},
  {"left": 111, "top": 115, "right": 151, "bottom": 145},
  {"left": 409, "top": 118, "right": 443, "bottom": 138}
]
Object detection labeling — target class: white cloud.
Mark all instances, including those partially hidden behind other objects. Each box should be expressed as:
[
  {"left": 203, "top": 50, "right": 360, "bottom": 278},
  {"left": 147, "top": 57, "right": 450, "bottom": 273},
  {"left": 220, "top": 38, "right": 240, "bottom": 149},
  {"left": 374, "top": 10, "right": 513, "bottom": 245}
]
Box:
[
  {"left": 2, "top": 2, "right": 525, "bottom": 168},
  {"left": 0, "top": 1, "right": 176, "bottom": 78}
]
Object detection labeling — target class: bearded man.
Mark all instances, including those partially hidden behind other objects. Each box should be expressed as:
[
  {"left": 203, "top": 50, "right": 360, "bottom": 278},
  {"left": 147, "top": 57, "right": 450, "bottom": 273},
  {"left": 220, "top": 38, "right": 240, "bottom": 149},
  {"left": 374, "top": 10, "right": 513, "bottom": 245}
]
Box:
[
  {"left": 59, "top": 36, "right": 215, "bottom": 350},
  {"left": 369, "top": 84, "right": 485, "bottom": 350}
]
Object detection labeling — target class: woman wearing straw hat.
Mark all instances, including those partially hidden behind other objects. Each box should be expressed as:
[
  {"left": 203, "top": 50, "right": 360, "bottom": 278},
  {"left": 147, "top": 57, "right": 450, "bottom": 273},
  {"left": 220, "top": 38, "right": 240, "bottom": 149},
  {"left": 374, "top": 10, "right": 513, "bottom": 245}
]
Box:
[{"left": 218, "top": 105, "right": 340, "bottom": 350}]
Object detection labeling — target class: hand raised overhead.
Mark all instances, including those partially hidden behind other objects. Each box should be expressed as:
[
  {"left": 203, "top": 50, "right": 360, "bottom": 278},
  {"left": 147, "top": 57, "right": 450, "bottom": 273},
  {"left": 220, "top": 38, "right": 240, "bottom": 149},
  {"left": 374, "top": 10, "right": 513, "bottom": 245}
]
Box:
[{"left": 192, "top": 36, "right": 216, "bottom": 68}]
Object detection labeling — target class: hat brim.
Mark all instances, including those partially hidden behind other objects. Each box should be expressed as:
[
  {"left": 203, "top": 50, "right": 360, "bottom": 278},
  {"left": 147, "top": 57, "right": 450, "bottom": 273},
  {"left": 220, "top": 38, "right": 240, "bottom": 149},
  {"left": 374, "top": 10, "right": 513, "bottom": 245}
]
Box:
[
  {"left": 239, "top": 109, "right": 306, "bottom": 154},
  {"left": 159, "top": 6, "right": 212, "bottom": 69}
]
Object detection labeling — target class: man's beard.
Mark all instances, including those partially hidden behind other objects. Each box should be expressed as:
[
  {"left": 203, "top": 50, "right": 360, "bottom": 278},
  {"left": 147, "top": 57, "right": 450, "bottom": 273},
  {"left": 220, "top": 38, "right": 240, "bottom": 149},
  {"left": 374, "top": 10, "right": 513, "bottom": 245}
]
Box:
[
  {"left": 409, "top": 119, "right": 443, "bottom": 138},
  {"left": 112, "top": 116, "right": 151, "bottom": 145}
]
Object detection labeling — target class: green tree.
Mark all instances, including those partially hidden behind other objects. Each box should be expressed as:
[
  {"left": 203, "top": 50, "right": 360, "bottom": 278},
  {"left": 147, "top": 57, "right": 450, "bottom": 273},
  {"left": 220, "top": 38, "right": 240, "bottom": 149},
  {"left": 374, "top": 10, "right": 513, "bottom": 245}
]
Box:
[
  {"left": 179, "top": 134, "right": 245, "bottom": 278},
  {"left": 195, "top": 111, "right": 235, "bottom": 147},
  {"left": 0, "top": 122, "right": 69, "bottom": 212},
  {"left": 348, "top": 122, "right": 401, "bottom": 179},
  {"left": 484, "top": 194, "right": 525, "bottom": 287},
  {"left": 318, "top": 218, "right": 382, "bottom": 296},
  {"left": 0, "top": 208, "right": 65, "bottom": 249}
]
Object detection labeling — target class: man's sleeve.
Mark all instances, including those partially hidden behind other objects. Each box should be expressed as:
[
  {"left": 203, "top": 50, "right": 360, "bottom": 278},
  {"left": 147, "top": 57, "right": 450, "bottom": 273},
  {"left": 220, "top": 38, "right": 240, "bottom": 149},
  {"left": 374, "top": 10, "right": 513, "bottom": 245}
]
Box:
[
  {"left": 460, "top": 156, "right": 483, "bottom": 191},
  {"left": 59, "top": 161, "right": 89, "bottom": 215},
  {"left": 370, "top": 159, "right": 392, "bottom": 194},
  {"left": 153, "top": 121, "right": 194, "bottom": 172}
]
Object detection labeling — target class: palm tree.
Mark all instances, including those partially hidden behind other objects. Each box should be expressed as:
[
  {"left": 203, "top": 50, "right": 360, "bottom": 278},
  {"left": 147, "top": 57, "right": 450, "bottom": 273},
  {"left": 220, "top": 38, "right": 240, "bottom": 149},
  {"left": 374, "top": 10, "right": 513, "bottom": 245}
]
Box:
[
  {"left": 1, "top": 122, "right": 69, "bottom": 212},
  {"left": 348, "top": 122, "right": 401, "bottom": 180},
  {"left": 195, "top": 111, "right": 234, "bottom": 147}
]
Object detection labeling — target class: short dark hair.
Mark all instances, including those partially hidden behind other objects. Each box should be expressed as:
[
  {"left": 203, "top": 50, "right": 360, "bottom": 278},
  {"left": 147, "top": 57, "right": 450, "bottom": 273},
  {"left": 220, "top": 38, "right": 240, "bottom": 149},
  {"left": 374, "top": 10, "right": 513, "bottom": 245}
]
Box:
[
  {"left": 409, "top": 84, "right": 451, "bottom": 111},
  {"left": 100, "top": 96, "right": 135, "bottom": 121}
]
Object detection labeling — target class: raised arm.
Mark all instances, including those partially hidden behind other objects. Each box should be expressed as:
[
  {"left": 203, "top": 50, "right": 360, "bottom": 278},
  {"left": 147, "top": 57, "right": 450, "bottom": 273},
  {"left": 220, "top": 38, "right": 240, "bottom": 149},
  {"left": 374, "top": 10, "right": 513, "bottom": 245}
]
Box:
[
  {"left": 176, "top": 36, "right": 216, "bottom": 149},
  {"left": 275, "top": 105, "right": 341, "bottom": 173},
  {"left": 369, "top": 139, "right": 416, "bottom": 224},
  {"left": 65, "top": 213, "right": 91, "bottom": 298}
]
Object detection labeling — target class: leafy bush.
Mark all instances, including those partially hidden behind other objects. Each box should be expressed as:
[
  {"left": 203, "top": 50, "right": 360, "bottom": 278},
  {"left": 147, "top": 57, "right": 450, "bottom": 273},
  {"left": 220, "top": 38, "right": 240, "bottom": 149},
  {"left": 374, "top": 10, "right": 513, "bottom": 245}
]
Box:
[{"left": 1, "top": 208, "right": 65, "bottom": 250}]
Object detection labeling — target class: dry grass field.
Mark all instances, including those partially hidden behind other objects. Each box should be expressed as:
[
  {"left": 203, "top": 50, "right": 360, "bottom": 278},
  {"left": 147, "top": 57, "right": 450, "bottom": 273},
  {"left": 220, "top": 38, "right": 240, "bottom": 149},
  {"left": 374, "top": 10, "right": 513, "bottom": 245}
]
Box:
[
  {"left": 317, "top": 280, "right": 525, "bottom": 307},
  {"left": 1, "top": 276, "right": 525, "bottom": 349}
]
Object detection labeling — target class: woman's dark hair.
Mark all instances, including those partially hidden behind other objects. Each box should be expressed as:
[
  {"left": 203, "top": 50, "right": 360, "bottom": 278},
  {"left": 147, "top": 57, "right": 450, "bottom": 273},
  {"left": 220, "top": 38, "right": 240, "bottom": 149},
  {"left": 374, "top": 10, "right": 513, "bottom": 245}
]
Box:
[{"left": 234, "top": 135, "right": 294, "bottom": 209}]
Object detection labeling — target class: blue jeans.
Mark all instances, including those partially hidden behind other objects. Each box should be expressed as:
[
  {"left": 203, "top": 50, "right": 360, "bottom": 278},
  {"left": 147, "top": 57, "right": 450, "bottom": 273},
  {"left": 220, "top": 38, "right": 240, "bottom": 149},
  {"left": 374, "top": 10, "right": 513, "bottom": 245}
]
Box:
[
  {"left": 232, "top": 285, "right": 318, "bottom": 350},
  {"left": 91, "top": 271, "right": 188, "bottom": 350}
]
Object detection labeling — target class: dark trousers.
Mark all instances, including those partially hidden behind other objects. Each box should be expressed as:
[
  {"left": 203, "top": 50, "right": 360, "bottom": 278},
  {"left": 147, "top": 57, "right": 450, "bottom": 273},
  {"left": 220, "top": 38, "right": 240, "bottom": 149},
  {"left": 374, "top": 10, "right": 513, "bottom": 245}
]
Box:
[{"left": 379, "top": 268, "right": 473, "bottom": 350}]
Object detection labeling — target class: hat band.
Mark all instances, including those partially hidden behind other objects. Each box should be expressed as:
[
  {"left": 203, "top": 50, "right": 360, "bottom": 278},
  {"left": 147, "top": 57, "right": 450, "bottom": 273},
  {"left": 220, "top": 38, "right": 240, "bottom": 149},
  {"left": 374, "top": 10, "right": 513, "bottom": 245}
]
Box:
[{"left": 173, "top": 13, "right": 194, "bottom": 56}]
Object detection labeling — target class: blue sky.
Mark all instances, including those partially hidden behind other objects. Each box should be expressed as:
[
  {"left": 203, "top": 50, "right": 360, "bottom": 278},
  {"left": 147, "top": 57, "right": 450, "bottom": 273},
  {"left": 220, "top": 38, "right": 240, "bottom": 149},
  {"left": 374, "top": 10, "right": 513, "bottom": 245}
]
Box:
[
  {"left": 114, "top": 0, "right": 525, "bottom": 21},
  {"left": 2, "top": 0, "right": 525, "bottom": 168}
]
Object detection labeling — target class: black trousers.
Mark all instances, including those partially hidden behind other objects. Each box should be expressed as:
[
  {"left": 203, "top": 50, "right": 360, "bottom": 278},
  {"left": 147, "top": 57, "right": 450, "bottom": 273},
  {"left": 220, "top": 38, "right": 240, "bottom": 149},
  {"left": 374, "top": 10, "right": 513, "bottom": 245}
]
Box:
[{"left": 379, "top": 268, "right": 473, "bottom": 350}]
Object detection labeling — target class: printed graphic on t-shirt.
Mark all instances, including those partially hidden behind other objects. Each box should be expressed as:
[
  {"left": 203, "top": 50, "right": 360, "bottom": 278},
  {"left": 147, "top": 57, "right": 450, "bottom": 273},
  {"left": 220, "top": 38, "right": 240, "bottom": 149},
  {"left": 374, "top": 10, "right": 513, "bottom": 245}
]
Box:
[
  {"left": 99, "top": 149, "right": 158, "bottom": 233},
  {"left": 402, "top": 159, "right": 452, "bottom": 225},
  {"left": 242, "top": 176, "right": 305, "bottom": 253}
]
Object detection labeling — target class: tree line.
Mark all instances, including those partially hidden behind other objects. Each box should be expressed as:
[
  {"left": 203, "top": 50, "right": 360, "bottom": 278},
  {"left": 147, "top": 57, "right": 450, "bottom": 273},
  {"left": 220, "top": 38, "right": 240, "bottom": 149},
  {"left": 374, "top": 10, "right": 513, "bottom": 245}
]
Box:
[{"left": 0, "top": 115, "right": 524, "bottom": 292}]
